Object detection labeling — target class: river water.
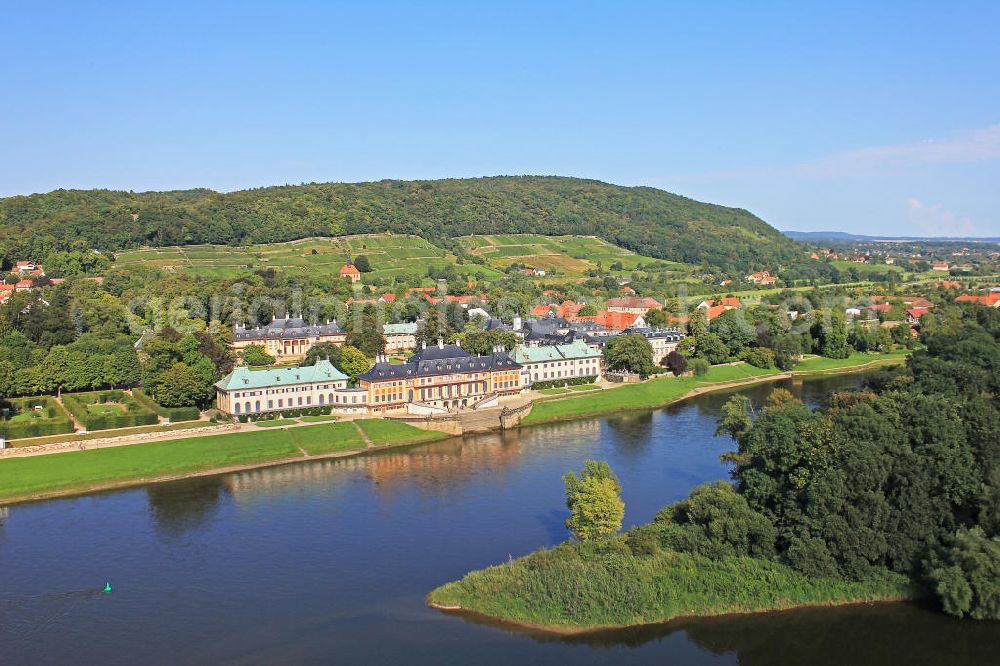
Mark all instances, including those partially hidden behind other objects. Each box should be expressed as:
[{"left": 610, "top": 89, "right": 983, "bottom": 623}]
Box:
[{"left": 1, "top": 374, "right": 996, "bottom": 665}]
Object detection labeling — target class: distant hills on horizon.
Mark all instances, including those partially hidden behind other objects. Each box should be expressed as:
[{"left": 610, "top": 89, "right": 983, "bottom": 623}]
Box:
[{"left": 783, "top": 230, "right": 1000, "bottom": 243}]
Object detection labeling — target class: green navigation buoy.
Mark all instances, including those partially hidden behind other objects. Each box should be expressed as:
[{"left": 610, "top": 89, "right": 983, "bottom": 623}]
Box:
[{"left": 104, "top": 582, "right": 112, "bottom": 593}]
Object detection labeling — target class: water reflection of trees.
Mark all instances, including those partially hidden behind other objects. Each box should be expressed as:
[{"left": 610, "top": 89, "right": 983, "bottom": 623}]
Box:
[
  {"left": 146, "top": 477, "right": 228, "bottom": 538},
  {"left": 217, "top": 420, "right": 605, "bottom": 504},
  {"left": 603, "top": 413, "right": 654, "bottom": 457},
  {"left": 456, "top": 602, "right": 1000, "bottom": 664}
]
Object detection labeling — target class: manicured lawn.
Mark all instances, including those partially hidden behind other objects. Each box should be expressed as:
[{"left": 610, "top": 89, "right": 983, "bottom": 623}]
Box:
[
  {"left": 537, "top": 388, "right": 571, "bottom": 395},
  {"left": 253, "top": 418, "right": 300, "bottom": 427},
  {"left": 0, "top": 429, "right": 303, "bottom": 502},
  {"left": 289, "top": 422, "right": 366, "bottom": 455},
  {"left": 524, "top": 364, "right": 782, "bottom": 426},
  {"left": 0, "top": 422, "right": 376, "bottom": 502},
  {"left": 86, "top": 402, "right": 126, "bottom": 416},
  {"left": 793, "top": 350, "right": 910, "bottom": 374},
  {"left": 298, "top": 414, "right": 339, "bottom": 423},
  {"left": 355, "top": 419, "right": 450, "bottom": 446},
  {"left": 566, "top": 384, "right": 600, "bottom": 392}
]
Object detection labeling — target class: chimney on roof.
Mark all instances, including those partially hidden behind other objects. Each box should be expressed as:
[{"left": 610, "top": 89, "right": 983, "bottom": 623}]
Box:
[
  {"left": 421, "top": 340, "right": 427, "bottom": 350},
  {"left": 513, "top": 316, "right": 522, "bottom": 331},
  {"left": 455, "top": 338, "right": 462, "bottom": 349}
]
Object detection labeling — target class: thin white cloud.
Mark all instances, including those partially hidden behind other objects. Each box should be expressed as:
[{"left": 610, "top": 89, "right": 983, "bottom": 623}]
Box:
[
  {"left": 906, "top": 197, "right": 980, "bottom": 236},
  {"left": 797, "top": 124, "right": 1000, "bottom": 176},
  {"left": 662, "top": 123, "right": 1000, "bottom": 182}
]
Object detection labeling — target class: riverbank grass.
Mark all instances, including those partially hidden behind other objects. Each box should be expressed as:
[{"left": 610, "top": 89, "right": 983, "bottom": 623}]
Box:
[
  {"left": 356, "top": 419, "right": 451, "bottom": 446},
  {"left": 524, "top": 363, "right": 782, "bottom": 426},
  {"left": 0, "top": 420, "right": 443, "bottom": 503},
  {"left": 428, "top": 539, "right": 917, "bottom": 631},
  {"left": 523, "top": 352, "right": 909, "bottom": 427}
]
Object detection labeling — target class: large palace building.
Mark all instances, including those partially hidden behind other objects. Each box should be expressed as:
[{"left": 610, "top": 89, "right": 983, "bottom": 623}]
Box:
[
  {"left": 358, "top": 340, "right": 522, "bottom": 414},
  {"left": 215, "top": 359, "right": 367, "bottom": 416},
  {"left": 231, "top": 316, "right": 345, "bottom": 362}
]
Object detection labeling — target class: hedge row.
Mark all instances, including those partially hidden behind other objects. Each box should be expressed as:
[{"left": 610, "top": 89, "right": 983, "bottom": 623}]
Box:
[
  {"left": 132, "top": 388, "right": 201, "bottom": 422},
  {"left": 235, "top": 406, "right": 333, "bottom": 423},
  {"left": 61, "top": 390, "right": 158, "bottom": 431},
  {"left": 0, "top": 397, "right": 76, "bottom": 440},
  {"left": 531, "top": 376, "right": 598, "bottom": 390}
]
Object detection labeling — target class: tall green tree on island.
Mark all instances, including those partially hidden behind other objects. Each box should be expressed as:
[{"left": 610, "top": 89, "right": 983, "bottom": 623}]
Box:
[{"left": 563, "top": 461, "right": 624, "bottom": 541}]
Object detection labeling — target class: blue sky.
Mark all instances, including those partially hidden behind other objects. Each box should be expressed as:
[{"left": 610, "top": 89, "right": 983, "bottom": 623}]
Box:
[{"left": 2, "top": 1, "right": 998, "bottom": 235}]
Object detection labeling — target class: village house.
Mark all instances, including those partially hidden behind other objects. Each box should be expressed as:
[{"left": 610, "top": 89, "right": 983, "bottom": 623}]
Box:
[
  {"left": 532, "top": 300, "right": 584, "bottom": 319},
  {"left": 932, "top": 262, "right": 950, "bottom": 271},
  {"left": 510, "top": 339, "right": 603, "bottom": 387},
  {"left": 340, "top": 263, "right": 361, "bottom": 283},
  {"left": 956, "top": 293, "right": 1000, "bottom": 308},
  {"left": 698, "top": 297, "right": 741, "bottom": 310},
  {"left": 574, "top": 310, "right": 646, "bottom": 332},
  {"left": 906, "top": 308, "right": 931, "bottom": 325},
  {"left": 745, "top": 270, "right": 777, "bottom": 286},
  {"left": 231, "top": 316, "right": 346, "bottom": 362},
  {"left": 215, "top": 359, "right": 366, "bottom": 416},
  {"left": 358, "top": 340, "right": 522, "bottom": 414},
  {"left": 605, "top": 296, "right": 661, "bottom": 315},
  {"left": 11, "top": 261, "right": 44, "bottom": 277}
]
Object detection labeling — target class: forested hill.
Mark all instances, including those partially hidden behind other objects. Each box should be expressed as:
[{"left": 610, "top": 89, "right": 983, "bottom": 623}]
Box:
[{"left": 0, "top": 176, "right": 802, "bottom": 273}]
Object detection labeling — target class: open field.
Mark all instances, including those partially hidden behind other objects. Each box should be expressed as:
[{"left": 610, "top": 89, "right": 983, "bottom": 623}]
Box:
[
  {"left": 115, "top": 235, "right": 505, "bottom": 282},
  {"left": 457, "top": 234, "right": 690, "bottom": 278},
  {"left": 0, "top": 419, "right": 447, "bottom": 503}
]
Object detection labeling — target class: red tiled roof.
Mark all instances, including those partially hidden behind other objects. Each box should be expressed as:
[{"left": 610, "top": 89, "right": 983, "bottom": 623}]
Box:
[
  {"left": 956, "top": 293, "right": 1000, "bottom": 306},
  {"left": 605, "top": 296, "right": 660, "bottom": 310},
  {"left": 704, "top": 297, "right": 742, "bottom": 309},
  {"left": 574, "top": 311, "right": 643, "bottom": 331},
  {"left": 339, "top": 264, "right": 361, "bottom": 276},
  {"left": 704, "top": 305, "right": 728, "bottom": 321},
  {"left": 902, "top": 297, "right": 933, "bottom": 308}
]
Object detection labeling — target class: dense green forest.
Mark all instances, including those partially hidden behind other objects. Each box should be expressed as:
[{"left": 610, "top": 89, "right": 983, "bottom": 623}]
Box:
[
  {"left": 430, "top": 303, "right": 1000, "bottom": 626},
  {"left": 0, "top": 176, "right": 802, "bottom": 273}
]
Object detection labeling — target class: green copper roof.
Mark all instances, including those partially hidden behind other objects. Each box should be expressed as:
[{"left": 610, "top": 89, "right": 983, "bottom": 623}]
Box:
[
  {"left": 383, "top": 323, "right": 418, "bottom": 335},
  {"left": 215, "top": 359, "right": 348, "bottom": 391},
  {"left": 510, "top": 340, "right": 602, "bottom": 364}
]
